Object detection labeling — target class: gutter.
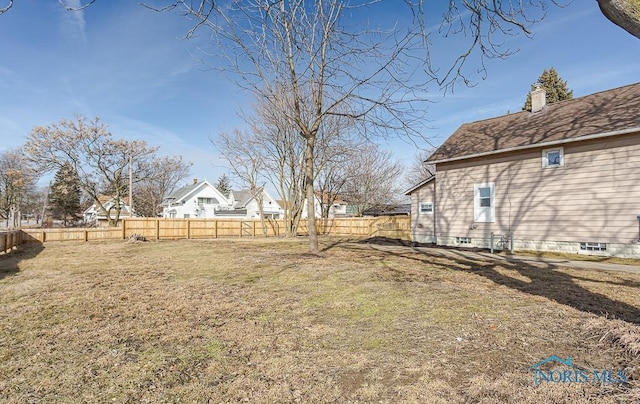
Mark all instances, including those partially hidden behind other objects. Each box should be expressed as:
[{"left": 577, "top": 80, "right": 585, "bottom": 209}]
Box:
[{"left": 427, "top": 127, "right": 640, "bottom": 165}]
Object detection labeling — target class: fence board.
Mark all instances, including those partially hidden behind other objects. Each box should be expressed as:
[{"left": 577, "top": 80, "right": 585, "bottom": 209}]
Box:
[
  {"left": 18, "top": 216, "right": 410, "bottom": 244},
  {"left": 0, "top": 231, "right": 23, "bottom": 254}
]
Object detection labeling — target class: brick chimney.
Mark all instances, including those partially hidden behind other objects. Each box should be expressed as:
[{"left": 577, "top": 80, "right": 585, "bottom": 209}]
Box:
[
  {"left": 193, "top": 178, "right": 198, "bottom": 185},
  {"left": 531, "top": 83, "right": 546, "bottom": 113}
]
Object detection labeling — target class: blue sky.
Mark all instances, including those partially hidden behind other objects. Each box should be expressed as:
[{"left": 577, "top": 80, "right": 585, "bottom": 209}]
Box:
[{"left": 1, "top": 1, "right": 639, "bottom": 189}]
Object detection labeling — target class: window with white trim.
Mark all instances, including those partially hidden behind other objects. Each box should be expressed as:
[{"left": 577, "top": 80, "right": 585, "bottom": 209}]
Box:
[
  {"left": 542, "top": 147, "right": 564, "bottom": 168},
  {"left": 474, "top": 182, "right": 495, "bottom": 223},
  {"left": 420, "top": 202, "right": 434, "bottom": 214}
]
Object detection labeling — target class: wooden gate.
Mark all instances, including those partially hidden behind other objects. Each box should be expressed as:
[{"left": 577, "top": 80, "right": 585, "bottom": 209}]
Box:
[{"left": 241, "top": 221, "right": 254, "bottom": 237}]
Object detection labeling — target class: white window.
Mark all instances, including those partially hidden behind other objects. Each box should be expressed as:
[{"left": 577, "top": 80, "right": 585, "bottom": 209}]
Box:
[
  {"left": 474, "top": 182, "right": 495, "bottom": 223},
  {"left": 542, "top": 147, "right": 564, "bottom": 168},
  {"left": 420, "top": 202, "right": 434, "bottom": 214},
  {"left": 198, "top": 197, "right": 216, "bottom": 205}
]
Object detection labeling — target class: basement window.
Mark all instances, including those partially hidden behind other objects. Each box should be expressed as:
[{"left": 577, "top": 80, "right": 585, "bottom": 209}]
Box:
[
  {"left": 542, "top": 147, "right": 564, "bottom": 168},
  {"left": 456, "top": 237, "right": 472, "bottom": 244},
  {"left": 580, "top": 242, "right": 607, "bottom": 252}
]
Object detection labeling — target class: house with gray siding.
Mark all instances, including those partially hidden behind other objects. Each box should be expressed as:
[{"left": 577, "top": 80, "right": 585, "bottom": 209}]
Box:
[{"left": 406, "top": 82, "right": 640, "bottom": 257}]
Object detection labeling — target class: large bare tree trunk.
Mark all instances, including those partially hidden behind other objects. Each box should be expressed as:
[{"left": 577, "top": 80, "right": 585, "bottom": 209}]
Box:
[{"left": 305, "top": 135, "right": 319, "bottom": 254}]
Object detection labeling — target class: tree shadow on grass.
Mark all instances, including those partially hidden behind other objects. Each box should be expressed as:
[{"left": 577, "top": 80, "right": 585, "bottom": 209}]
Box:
[
  {"left": 353, "top": 237, "right": 640, "bottom": 325},
  {"left": 0, "top": 242, "right": 45, "bottom": 281}
]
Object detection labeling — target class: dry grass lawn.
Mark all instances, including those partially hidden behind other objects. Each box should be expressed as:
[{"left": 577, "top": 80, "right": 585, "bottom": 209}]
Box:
[{"left": 1, "top": 237, "right": 640, "bottom": 402}]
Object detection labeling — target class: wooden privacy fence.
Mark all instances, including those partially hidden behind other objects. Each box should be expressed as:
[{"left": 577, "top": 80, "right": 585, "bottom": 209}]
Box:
[
  {"left": 20, "top": 216, "right": 410, "bottom": 243},
  {"left": 0, "top": 230, "right": 23, "bottom": 254}
]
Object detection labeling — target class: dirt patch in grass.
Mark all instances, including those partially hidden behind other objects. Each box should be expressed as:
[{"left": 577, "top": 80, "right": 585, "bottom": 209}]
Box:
[{"left": 1, "top": 237, "right": 640, "bottom": 402}]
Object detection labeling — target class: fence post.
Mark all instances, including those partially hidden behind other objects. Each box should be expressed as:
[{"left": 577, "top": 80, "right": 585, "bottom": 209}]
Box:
[
  {"left": 122, "top": 219, "right": 126, "bottom": 239},
  {"left": 214, "top": 220, "right": 218, "bottom": 238},
  {"left": 84, "top": 230, "right": 88, "bottom": 242},
  {"left": 156, "top": 219, "right": 160, "bottom": 240},
  {"left": 187, "top": 219, "right": 191, "bottom": 240}
]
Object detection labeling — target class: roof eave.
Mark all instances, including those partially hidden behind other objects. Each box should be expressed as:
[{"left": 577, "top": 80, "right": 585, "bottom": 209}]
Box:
[
  {"left": 404, "top": 175, "right": 435, "bottom": 195},
  {"left": 427, "top": 127, "right": 640, "bottom": 165}
]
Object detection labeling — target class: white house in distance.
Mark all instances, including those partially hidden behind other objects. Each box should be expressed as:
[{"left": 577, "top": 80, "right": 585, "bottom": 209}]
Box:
[
  {"left": 83, "top": 196, "right": 134, "bottom": 226},
  {"left": 161, "top": 179, "right": 283, "bottom": 219},
  {"left": 225, "top": 189, "right": 283, "bottom": 219}
]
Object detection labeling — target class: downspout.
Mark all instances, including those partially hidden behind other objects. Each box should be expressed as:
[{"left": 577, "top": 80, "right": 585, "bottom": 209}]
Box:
[{"left": 433, "top": 173, "right": 437, "bottom": 245}]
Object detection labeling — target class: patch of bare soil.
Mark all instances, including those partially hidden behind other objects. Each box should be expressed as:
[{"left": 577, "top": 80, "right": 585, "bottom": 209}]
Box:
[{"left": 0, "top": 238, "right": 639, "bottom": 402}]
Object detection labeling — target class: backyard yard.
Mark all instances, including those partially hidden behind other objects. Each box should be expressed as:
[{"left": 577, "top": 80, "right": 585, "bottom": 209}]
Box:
[{"left": 1, "top": 237, "right": 639, "bottom": 402}]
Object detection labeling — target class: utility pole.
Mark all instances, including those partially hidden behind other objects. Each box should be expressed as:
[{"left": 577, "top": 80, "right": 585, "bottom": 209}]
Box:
[{"left": 129, "top": 154, "right": 133, "bottom": 217}]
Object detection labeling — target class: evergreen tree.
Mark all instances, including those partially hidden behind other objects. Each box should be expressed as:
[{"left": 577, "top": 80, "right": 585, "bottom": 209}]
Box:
[
  {"left": 522, "top": 68, "right": 573, "bottom": 111},
  {"left": 215, "top": 174, "right": 232, "bottom": 197},
  {"left": 48, "top": 162, "right": 82, "bottom": 226}
]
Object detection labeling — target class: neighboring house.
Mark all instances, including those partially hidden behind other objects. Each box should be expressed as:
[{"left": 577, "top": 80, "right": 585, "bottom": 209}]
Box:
[
  {"left": 83, "top": 196, "right": 134, "bottom": 226},
  {"left": 406, "top": 82, "right": 640, "bottom": 257},
  {"left": 161, "top": 179, "right": 283, "bottom": 220},
  {"left": 300, "top": 194, "right": 322, "bottom": 219},
  {"left": 363, "top": 203, "right": 411, "bottom": 217},
  {"left": 315, "top": 192, "right": 354, "bottom": 218},
  {"left": 225, "top": 189, "right": 284, "bottom": 219},
  {"left": 162, "top": 179, "right": 229, "bottom": 219}
]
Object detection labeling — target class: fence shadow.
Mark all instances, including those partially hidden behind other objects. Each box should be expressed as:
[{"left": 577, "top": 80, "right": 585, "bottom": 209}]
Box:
[
  {"left": 0, "top": 242, "right": 45, "bottom": 281},
  {"left": 354, "top": 237, "right": 640, "bottom": 324}
]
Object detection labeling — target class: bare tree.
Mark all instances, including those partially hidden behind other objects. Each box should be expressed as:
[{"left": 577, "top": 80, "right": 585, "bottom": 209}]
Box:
[
  {"left": 23, "top": 115, "right": 164, "bottom": 226},
  {"left": 231, "top": 92, "right": 359, "bottom": 234},
  {"left": 156, "top": 1, "right": 436, "bottom": 253},
  {"left": 133, "top": 156, "right": 191, "bottom": 217},
  {"left": 0, "top": 149, "right": 38, "bottom": 228},
  {"left": 341, "top": 143, "right": 403, "bottom": 217},
  {"left": 215, "top": 129, "right": 270, "bottom": 237},
  {"left": 156, "top": 1, "right": 573, "bottom": 253},
  {"left": 405, "top": 148, "right": 435, "bottom": 188}
]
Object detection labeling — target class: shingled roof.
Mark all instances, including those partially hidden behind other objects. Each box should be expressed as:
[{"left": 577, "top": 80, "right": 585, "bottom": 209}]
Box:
[{"left": 427, "top": 82, "right": 640, "bottom": 163}]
